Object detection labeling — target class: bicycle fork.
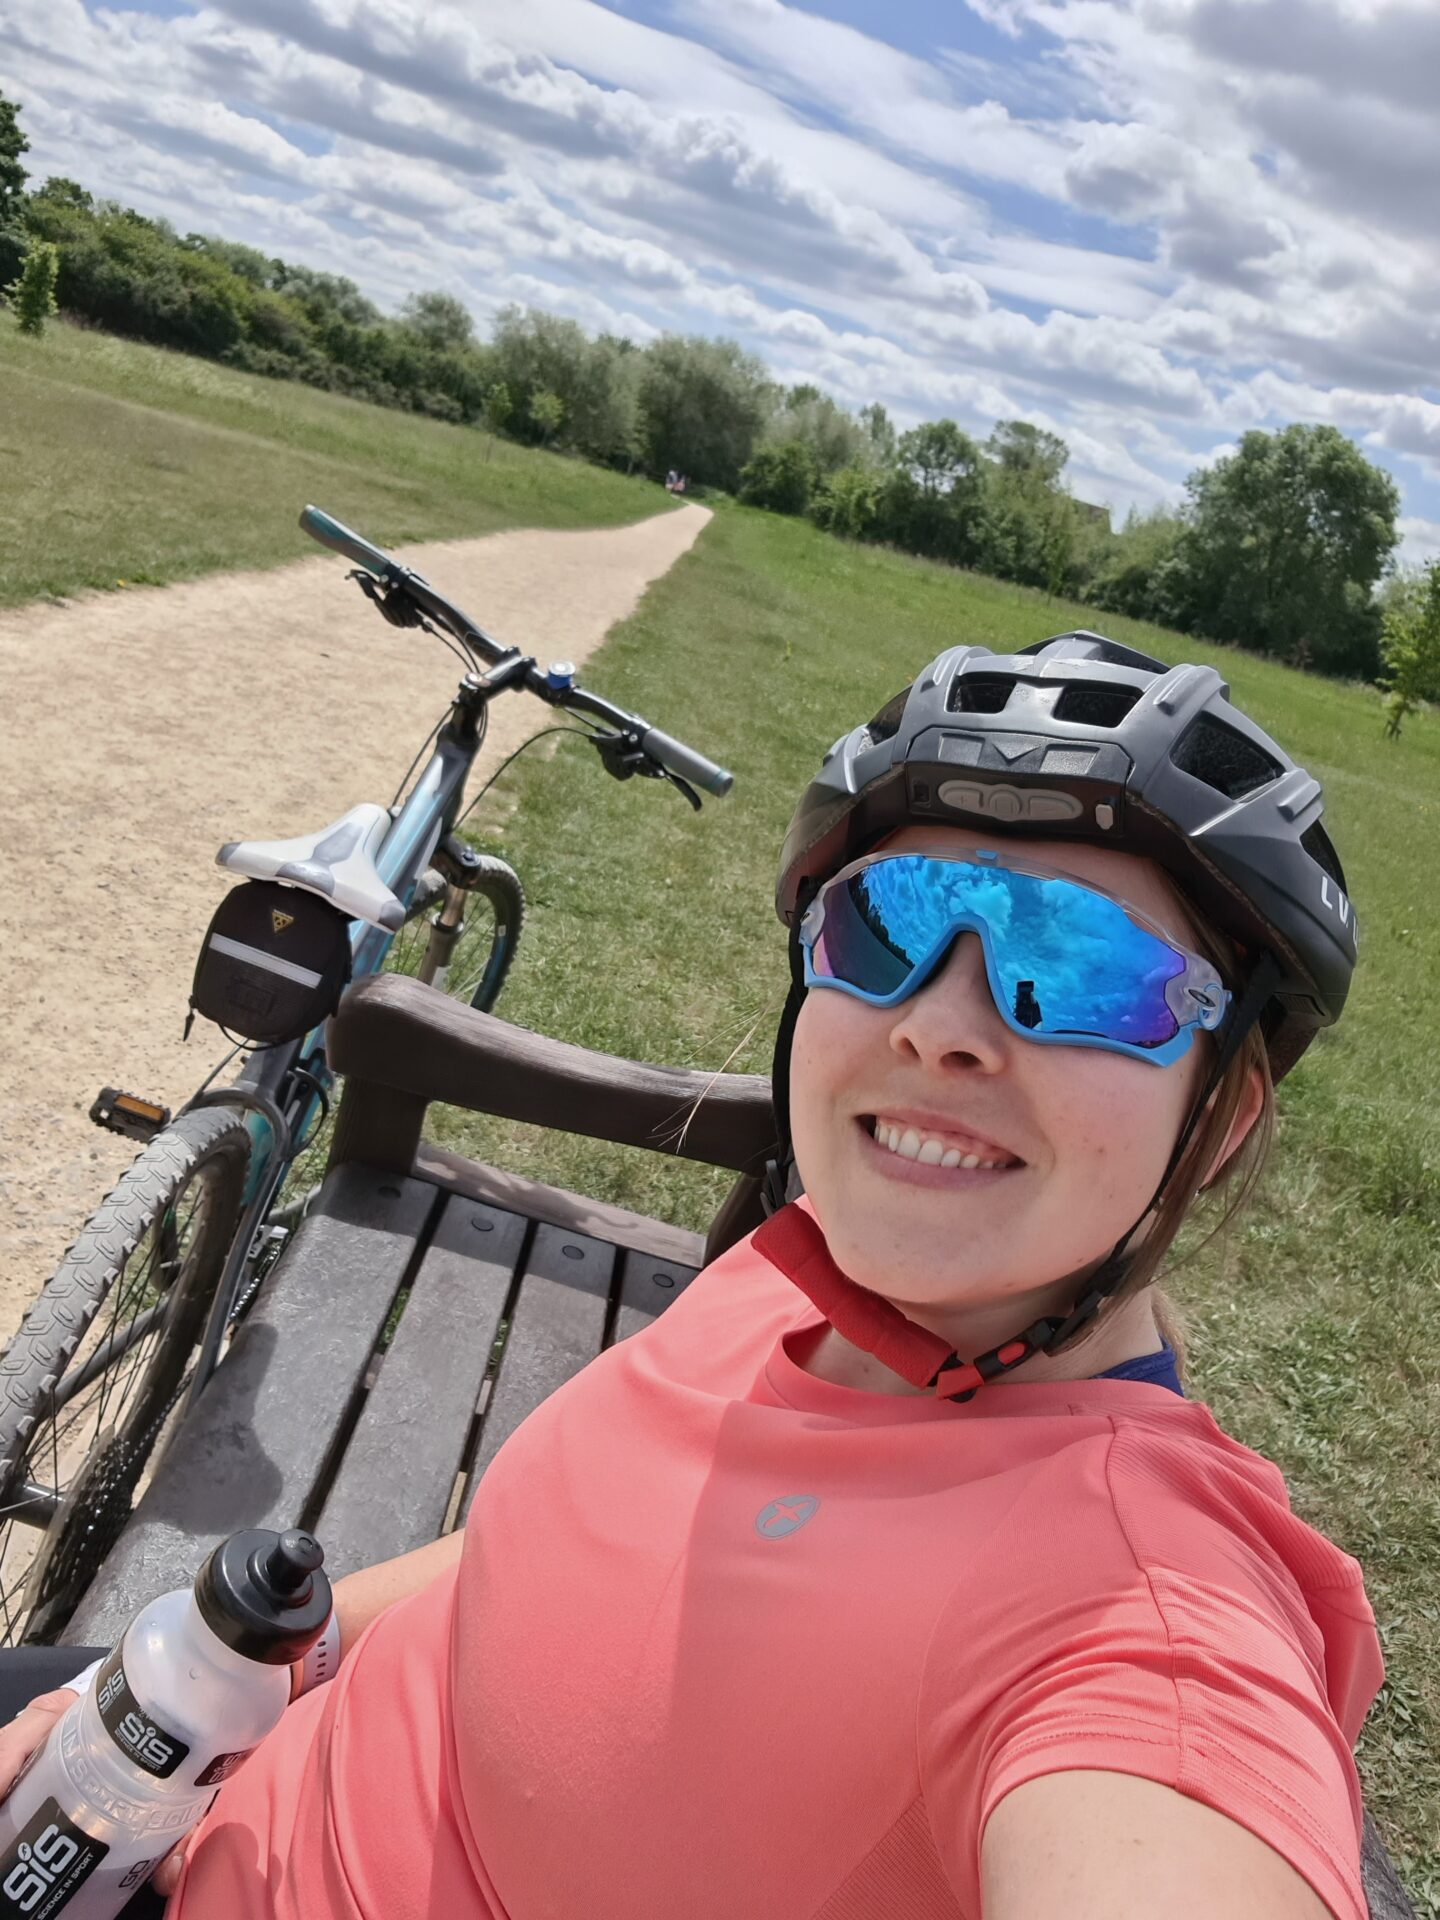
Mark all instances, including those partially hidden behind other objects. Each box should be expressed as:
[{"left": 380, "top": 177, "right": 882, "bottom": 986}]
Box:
[{"left": 415, "top": 833, "right": 492, "bottom": 993}]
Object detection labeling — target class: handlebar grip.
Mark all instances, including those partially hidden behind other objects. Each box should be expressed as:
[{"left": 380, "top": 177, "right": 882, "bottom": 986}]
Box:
[
  {"left": 639, "top": 727, "right": 734, "bottom": 797},
  {"left": 299, "top": 505, "right": 394, "bottom": 578}
]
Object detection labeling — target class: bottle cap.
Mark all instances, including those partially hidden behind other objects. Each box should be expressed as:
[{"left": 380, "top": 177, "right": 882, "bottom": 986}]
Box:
[{"left": 194, "top": 1528, "right": 334, "bottom": 1665}]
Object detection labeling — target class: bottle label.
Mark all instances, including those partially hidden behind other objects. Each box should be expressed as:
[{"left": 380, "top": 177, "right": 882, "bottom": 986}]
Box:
[
  {"left": 195, "top": 1747, "right": 254, "bottom": 1787},
  {"left": 95, "top": 1647, "right": 190, "bottom": 1781},
  {"left": 0, "top": 1798, "right": 108, "bottom": 1918}
]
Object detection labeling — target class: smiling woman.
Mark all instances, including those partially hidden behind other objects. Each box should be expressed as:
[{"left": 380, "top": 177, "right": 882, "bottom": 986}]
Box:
[{"left": 15, "top": 628, "right": 1398, "bottom": 1920}]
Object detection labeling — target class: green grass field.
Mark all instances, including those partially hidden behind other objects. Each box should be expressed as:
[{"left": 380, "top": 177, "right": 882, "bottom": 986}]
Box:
[
  {"left": 433, "top": 505, "right": 1440, "bottom": 1910},
  {"left": 5, "top": 324, "right": 1436, "bottom": 1907},
  {"left": 0, "top": 321, "right": 672, "bottom": 606}
]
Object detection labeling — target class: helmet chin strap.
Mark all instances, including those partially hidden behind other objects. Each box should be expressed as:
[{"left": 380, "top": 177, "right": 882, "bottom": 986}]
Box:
[{"left": 758, "top": 945, "right": 1280, "bottom": 1403}]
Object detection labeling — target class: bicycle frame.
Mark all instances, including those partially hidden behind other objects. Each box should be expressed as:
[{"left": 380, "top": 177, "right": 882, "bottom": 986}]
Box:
[{"left": 174, "top": 693, "right": 487, "bottom": 1419}]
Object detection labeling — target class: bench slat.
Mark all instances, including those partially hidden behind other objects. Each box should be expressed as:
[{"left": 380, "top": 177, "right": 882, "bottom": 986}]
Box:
[
  {"left": 62, "top": 1167, "right": 436, "bottom": 1645},
  {"left": 610, "top": 1247, "right": 700, "bottom": 1346},
  {"left": 315, "top": 1195, "right": 524, "bottom": 1579},
  {"left": 463, "top": 1222, "right": 614, "bottom": 1517}
]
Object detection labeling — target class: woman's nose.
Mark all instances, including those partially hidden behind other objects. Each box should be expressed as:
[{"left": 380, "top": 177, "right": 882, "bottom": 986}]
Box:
[{"left": 886, "top": 931, "right": 1009, "bottom": 1071}]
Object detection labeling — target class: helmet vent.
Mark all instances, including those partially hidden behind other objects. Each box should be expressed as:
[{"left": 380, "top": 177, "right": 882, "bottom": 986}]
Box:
[
  {"left": 1170, "top": 714, "right": 1283, "bottom": 800},
  {"left": 1052, "top": 685, "right": 1140, "bottom": 728},
  {"left": 948, "top": 676, "right": 1012, "bottom": 714},
  {"left": 864, "top": 687, "right": 910, "bottom": 746},
  {"left": 1299, "top": 820, "right": 1345, "bottom": 887}
]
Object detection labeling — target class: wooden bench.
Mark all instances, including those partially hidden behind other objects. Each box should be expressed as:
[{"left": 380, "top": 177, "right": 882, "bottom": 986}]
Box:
[{"left": 59, "top": 974, "right": 1417, "bottom": 1920}]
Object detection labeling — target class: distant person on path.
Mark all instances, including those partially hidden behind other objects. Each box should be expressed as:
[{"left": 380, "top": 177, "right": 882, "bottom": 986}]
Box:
[{"left": 0, "top": 634, "right": 1388, "bottom": 1920}]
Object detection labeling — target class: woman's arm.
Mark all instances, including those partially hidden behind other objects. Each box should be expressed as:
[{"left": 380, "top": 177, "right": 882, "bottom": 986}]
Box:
[
  {"left": 983, "top": 1771, "right": 1338, "bottom": 1920},
  {"left": 291, "top": 1527, "right": 465, "bottom": 1696}
]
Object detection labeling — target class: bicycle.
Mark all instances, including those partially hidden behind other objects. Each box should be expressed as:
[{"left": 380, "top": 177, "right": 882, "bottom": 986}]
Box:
[{"left": 0, "top": 505, "right": 732, "bottom": 1646}]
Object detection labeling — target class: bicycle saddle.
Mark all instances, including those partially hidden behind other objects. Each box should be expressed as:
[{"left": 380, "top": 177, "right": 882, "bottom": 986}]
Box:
[{"left": 217, "top": 803, "right": 407, "bottom": 932}]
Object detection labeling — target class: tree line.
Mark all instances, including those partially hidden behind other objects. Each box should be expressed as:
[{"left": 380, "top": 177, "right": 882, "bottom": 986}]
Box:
[{"left": 2, "top": 89, "right": 1436, "bottom": 708}]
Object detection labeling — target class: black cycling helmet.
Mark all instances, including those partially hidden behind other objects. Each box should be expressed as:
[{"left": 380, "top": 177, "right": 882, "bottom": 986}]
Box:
[{"left": 758, "top": 632, "right": 1359, "bottom": 1395}]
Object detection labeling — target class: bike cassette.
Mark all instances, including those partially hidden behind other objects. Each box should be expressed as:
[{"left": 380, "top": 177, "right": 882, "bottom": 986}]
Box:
[{"left": 90, "top": 1088, "right": 171, "bottom": 1142}]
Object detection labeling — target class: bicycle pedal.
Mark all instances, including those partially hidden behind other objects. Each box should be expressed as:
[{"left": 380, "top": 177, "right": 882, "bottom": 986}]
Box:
[{"left": 90, "top": 1087, "right": 171, "bottom": 1142}]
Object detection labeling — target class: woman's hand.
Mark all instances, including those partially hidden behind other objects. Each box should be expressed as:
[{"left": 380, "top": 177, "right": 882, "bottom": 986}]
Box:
[
  {"left": 0, "top": 1686, "right": 190, "bottom": 1900},
  {"left": 0, "top": 1684, "right": 74, "bottom": 1798}
]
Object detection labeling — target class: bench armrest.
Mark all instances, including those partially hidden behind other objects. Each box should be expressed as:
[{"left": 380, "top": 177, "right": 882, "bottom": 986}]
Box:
[{"left": 327, "top": 974, "right": 777, "bottom": 1175}]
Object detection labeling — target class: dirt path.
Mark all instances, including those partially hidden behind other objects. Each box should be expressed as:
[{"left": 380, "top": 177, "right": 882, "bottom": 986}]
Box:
[{"left": 0, "top": 502, "right": 710, "bottom": 1337}]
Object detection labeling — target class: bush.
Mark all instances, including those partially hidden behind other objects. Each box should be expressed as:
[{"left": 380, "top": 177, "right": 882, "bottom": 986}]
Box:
[
  {"left": 809, "top": 463, "right": 883, "bottom": 540},
  {"left": 739, "top": 441, "right": 816, "bottom": 515},
  {"left": 1380, "top": 563, "right": 1440, "bottom": 739},
  {"left": 6, "top": 236, "right": 57, "bottom": 333}
]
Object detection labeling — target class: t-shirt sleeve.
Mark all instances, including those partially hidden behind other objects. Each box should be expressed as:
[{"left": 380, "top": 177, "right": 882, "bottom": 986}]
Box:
[{"left": 917, "top": 1424, "right": 1379, "bottom": 1920}]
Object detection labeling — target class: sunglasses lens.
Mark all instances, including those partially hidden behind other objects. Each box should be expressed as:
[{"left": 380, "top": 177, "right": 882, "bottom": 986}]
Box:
[{"left": 813, "top": 857, "right": 1186, "bottom": 1049}]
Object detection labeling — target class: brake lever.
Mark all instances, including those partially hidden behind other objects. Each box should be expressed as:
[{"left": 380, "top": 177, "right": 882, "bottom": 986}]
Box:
[
  {"left": 349, "top": 569, "right": 425, "bottom": 629},
  {"left": 591, "top": 729, "right": 702, "bottom": 810},
  {"left": 662, "top": 768, "right": 703, "bottom": 812}
]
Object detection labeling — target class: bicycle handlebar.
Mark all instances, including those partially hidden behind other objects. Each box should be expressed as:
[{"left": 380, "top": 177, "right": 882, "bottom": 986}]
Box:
[
  {"left": 299, "top": 505, "right": 734, "bottom": 798},
  {"left": 299, "top": 505, "right": 393, "bottom": 578},
  {"left": 638, "top": 726, "right": 733, "bottom": 798}
]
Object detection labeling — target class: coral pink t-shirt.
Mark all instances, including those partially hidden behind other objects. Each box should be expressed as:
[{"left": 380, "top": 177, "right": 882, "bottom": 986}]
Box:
[{"left": 173, "top": 1203, "right": 1382, "bottom": 1919}]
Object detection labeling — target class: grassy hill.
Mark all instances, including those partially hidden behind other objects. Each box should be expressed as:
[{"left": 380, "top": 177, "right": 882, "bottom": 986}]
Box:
[
  {"left": 442, "top": 504, "right": 1440, "bottom": 1909},
  {"left": 0, "top": 320, "right": 673, "bottom": 606}
]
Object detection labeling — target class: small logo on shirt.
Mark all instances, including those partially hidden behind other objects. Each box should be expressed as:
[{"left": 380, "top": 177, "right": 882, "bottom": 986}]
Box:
[{"left": 755, "top": 1495, "right": 820, "bottom": 1538}]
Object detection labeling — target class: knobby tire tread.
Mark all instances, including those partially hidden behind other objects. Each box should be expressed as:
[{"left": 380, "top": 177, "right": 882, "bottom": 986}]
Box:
[{"left": 0, "top": 1106, "right": 252, "bottom": 1491}]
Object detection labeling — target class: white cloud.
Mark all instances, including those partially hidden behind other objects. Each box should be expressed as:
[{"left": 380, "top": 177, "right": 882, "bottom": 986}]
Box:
[
  {"left": 0, "top": 0, "right": 1435, "bottom": 537},
  {"left": 1396, "top": 518, "right": 1440, "bottom": 569}
]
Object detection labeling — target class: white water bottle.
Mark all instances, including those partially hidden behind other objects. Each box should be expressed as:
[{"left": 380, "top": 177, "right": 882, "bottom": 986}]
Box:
[{"left": 0, "top": 1527, "right": 332, "bottom": 1917}]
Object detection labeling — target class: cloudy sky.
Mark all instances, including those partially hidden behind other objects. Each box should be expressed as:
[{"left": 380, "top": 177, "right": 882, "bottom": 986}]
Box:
[{"left": 4, "top": 0, "right": 1439, "bottom": 558}]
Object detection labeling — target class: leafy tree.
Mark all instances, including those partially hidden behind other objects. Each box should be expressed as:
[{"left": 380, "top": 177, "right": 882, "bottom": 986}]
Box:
[
  {"left": 1380, "top": 563, "right": 1440, "bottom": 738},
  {"left": 857, "top": 402, "right": 896, "bottom": 467},
  {"left": 529, "top": 387, "right": 565, "bottom": 444},
  {"left": 887, "top": 421, "right": 986, "bottom": 563},
  {"left": 180, "top": 232, "right": 273, "bottom": 286},
  {"left": 979, "top": 422, "right": 1079, "bottom": 593},
  {"left": 489, "top": 306, "right": 638, "bottom": 464},
  {"left": 898, "top": 419, "right": 976, "bottom": 496},
  {"left": 0, "top": 90, "right": 28, "bottom": 220},
  {"left": 1168, "top": 425, "right": 1399, "bottom": 676},
  {"left": 739, "top": 440, "right": 816, "bottom": 515},
  {"left": 400, "top": 290, "right": 475, "bottom": 353},
  {"left": 7, "top": 239, "right": 58, "bottom": 334},
  {"left": 271, "top": 264, "right": 381, "bottom": 328},
  {"left": 484, "top": 382, "right": 512, "bottom": 437},
  {"left": 767, "top": 385, "right": 866, "bottom": 476},
  {"left": 1084, "top": 506, "right": 1185, "bottom": 623},
  {"left": 635, "top": 333, "right": 775, "bottom": 490},
  {"left": 0, "top": 90, "right": 30, "bottom": 288},
  {"left": 33, "top": 176, "right": 92, "bottom": 213},
  {"left": 986, "top": 420, "right": 1069, "bottom": 485}
]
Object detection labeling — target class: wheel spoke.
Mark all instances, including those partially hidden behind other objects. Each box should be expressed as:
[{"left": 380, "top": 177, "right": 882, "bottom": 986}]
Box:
[
  {"left": 0, "top": 1116, "right": 247, "bottom": 1645},
  {"left": 50, "top": 1300, "right": 169, "bottom": 1411},
  {"left": 0, "top": 1483, "right": 62, "bottom": 1527}
]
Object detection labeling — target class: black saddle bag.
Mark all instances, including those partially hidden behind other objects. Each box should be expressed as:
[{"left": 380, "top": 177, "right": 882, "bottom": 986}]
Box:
[{"left": 190, "top": 880, "right": 353, "bottom": 1044}]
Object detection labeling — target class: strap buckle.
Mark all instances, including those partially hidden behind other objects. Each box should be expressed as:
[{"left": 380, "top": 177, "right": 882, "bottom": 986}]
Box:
[{"left": 761, "top": 1156, "right": 789, "bottom": 1218}]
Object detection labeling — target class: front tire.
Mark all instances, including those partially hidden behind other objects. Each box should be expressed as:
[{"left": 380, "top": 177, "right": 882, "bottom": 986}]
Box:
[
  {"left": 0, "top": 1106, "right": 252, "bottom": 1644},
  {"left": 388, "top": 855, "right": 525, "bottom": 1012}
]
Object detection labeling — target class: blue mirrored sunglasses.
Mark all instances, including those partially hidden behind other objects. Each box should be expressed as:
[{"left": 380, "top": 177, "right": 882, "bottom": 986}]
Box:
[{"left": 799, "top": 848, "right": 1230, "bottom": 1066}]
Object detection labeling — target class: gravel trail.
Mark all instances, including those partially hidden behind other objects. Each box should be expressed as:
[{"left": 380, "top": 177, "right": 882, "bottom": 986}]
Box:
[{"left": 0, "top": 502, "right": 710, "bottom": 1334}]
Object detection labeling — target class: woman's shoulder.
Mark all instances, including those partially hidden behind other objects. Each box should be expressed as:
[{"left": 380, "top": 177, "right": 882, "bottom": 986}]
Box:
[{"left": 1102, "top": 1407, "right": 1370, "bottom": 1604}]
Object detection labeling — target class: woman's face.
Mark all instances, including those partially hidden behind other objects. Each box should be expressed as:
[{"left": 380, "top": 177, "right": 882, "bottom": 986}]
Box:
[{"left": 788, "top": 823, "right": 1213, "bottom": 1346}]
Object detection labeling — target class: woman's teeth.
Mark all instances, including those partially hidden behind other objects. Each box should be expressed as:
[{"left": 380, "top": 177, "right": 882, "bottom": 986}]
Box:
[{"left": 870, "top": 1118, "right": 1013, "bottom": 1169}]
